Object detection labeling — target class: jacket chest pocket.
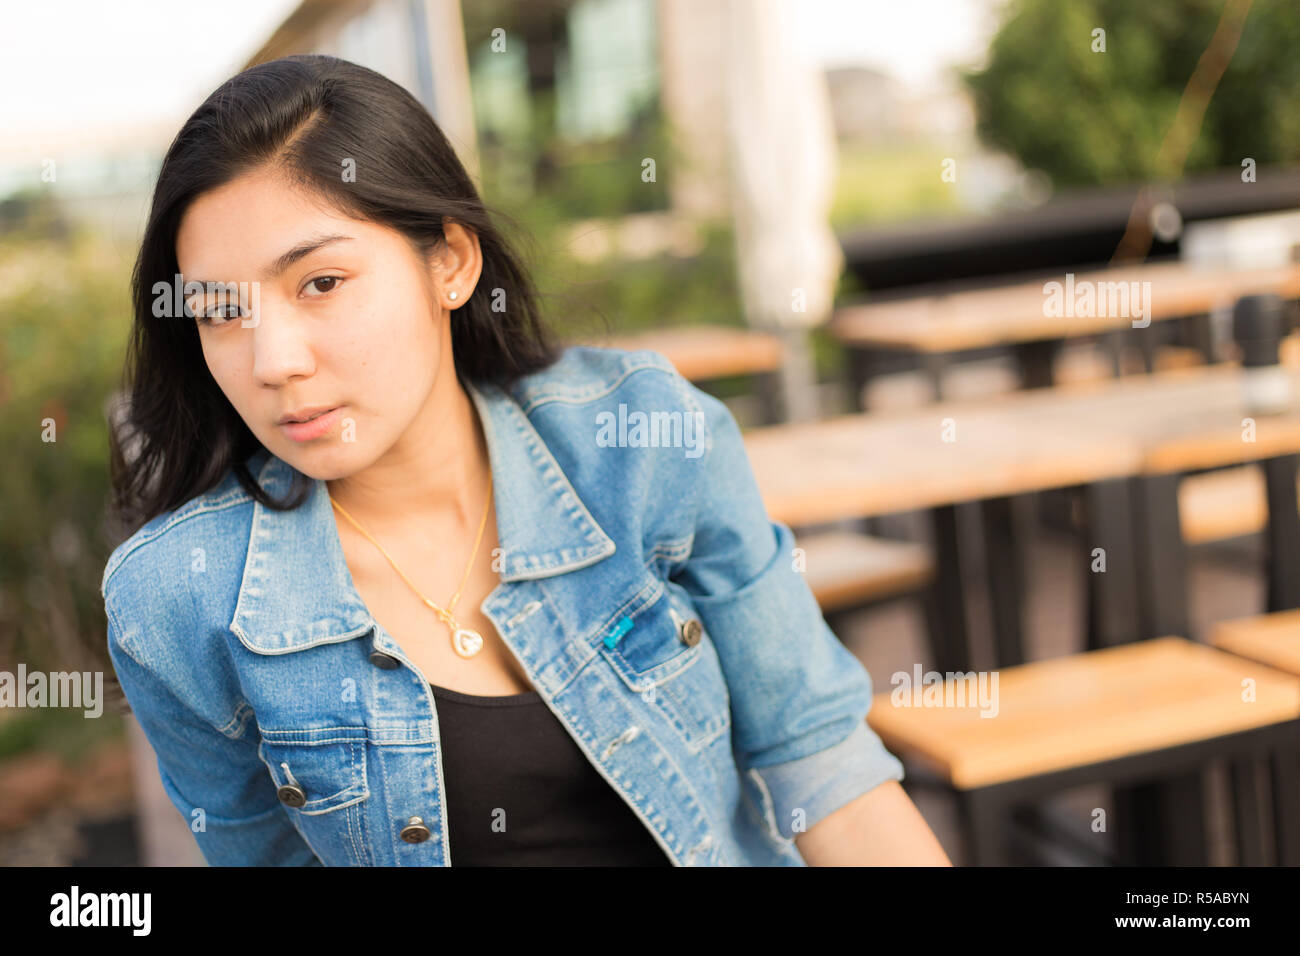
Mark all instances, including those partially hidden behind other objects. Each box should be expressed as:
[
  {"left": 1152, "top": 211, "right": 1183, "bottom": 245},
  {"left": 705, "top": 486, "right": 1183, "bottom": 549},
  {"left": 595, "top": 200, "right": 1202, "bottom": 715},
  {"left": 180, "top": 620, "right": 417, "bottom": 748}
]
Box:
[
  {"left": 599, "top": 581, "right": 731, "bottom": 754},
  {"left": 257, "top": 729, "right": 373, "bottom": 866}
]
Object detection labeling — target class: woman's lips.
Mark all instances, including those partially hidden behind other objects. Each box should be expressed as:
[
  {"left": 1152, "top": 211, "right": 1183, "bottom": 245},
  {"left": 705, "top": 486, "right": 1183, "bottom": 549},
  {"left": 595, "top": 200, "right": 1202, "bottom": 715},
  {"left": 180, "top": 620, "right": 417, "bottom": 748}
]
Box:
[{"left": 280, "top": 405, "right": 344, "bottom": 442}]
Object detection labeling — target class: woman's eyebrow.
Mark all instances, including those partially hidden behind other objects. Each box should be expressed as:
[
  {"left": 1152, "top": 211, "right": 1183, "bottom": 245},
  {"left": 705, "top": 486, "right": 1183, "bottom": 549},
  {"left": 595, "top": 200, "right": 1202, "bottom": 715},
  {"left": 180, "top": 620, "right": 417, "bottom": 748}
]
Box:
[{"left": 185, "top": 233, "right": 355, "bottom": 286}]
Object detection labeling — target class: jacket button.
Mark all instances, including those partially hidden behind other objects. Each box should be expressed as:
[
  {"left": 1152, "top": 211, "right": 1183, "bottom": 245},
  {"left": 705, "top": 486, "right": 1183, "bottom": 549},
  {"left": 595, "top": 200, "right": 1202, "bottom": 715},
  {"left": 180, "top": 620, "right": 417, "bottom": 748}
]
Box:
[
  {"left": 277, "top": 784, "right": 307, "bottom": 808},
  {"left": 400, "top": 816, "right": 432, "bottom": 843},
  {"left": 369, "top": 650, "right": 401, "bottom": 669},
  {"left": 679, "top": 618, "right": 702, "bottom": 646}
]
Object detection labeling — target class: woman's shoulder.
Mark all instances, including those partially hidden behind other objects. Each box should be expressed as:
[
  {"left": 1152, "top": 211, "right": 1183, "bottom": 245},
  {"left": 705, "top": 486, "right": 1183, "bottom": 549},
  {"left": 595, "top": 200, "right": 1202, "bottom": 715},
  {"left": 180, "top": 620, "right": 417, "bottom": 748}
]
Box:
[
  {"left": 504, "top": 342, "right": 733, "bottom": 516},
  {"left": 100, "top": 456, "right": 260, "bottom": 610},
  {"left": 510, "top": 343, "right": 724, "bottom": 430},
  {"left": 511, "top": 344, "right": 685, "bottom": 404}
]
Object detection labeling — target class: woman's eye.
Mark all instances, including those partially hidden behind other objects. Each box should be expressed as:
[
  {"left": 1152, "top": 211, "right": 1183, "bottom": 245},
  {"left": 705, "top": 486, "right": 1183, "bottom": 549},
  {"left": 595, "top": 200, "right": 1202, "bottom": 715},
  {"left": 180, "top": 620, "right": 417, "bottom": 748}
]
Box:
[
  {"left": 195, "top": 303, "right": 243, "bottom": 326},
  {"left": 304, "top": 275, "right": 343, "bottom": 296}
]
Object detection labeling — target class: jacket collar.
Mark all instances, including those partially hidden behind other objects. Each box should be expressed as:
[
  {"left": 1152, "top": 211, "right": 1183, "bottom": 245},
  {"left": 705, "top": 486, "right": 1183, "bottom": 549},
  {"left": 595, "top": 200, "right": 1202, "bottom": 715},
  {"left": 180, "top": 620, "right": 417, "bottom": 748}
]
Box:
[{"left": 230, "top": 377, "right": 616, "bottom": 652}]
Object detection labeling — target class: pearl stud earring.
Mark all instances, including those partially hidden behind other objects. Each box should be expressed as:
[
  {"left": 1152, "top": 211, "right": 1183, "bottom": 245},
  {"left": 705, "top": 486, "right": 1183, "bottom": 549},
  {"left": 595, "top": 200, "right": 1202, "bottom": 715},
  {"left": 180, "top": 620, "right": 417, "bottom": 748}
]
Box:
[{"left": 447, "top": 291, "right": 459, "bottom": 301}]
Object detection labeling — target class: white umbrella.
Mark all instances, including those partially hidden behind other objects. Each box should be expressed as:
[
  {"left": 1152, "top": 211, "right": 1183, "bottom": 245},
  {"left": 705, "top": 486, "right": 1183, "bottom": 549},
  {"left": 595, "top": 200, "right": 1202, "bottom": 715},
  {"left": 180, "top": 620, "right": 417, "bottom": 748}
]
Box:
[{"left": 724, "top": 0, "right": 844, "bottom": 421}]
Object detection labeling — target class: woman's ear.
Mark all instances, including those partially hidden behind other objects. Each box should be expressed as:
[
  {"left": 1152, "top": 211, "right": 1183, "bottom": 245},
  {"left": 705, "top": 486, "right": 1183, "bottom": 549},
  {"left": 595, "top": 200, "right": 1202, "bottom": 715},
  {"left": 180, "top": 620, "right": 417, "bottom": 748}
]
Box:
[{"left": 435, "top": 219, "right": 484, "bottom": 309}]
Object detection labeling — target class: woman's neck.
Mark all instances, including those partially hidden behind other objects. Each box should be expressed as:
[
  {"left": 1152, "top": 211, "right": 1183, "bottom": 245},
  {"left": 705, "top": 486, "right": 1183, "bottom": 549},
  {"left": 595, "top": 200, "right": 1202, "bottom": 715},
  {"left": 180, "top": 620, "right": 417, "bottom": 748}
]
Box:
[{"left": 325, "top": 374, "right": 492, "bottom": 538}]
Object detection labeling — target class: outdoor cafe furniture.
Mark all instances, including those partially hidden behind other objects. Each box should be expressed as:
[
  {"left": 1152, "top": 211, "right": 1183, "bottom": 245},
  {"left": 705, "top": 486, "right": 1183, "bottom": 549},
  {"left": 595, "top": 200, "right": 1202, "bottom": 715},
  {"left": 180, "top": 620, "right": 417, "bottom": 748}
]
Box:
[
  {"left": 1210, "top": 609, "right": 1300, "bottom": 865},
  {"left": 830, "top": 259, "right": 1300, "bottom": 409},
  {"left": 573, "top": 324, "right": 785, "bottom": 424},
  {"left": 866, "top": 637, "right": 1300, "bottom": 865}
]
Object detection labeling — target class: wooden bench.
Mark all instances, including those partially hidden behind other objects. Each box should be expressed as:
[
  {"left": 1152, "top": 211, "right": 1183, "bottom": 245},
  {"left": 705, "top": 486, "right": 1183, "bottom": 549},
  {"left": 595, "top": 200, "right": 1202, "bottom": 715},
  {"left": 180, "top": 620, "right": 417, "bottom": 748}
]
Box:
[
  {"left": 867, "top": 636, "right": 1300, "bottom": 864},
  {"left": 1179, "top": 464, "right": 1269, "bottom": 545},
  {"left": 1209, "top": 609, "right": 1300, "bottom": 864},
  {"left": 795, "top": 529, "right": 933, "bottom": 615},
  {"left": 572, "top": 324, "right": 786, "bottom": 423},
  {"left": 1177, "top": 459, "right": 1300, "bottom": 547},
  {"left": 1212, "top": 607, "right": 1300, "bottom": 674},
  {"left": 572, "top": 325, "right": 784, "bottom": 382},
  {"left": 833, "top": 260, "right": 1300, "bottom": 409},
  {"left": 1177, "top": 335, "right": 1300, "bottom": 544},
  {"left": 1148, "top": 344, "right": 1209, "bottom": 373},
  {"left": 832, "top": 260, "right": 1300, "bottom": 354}
]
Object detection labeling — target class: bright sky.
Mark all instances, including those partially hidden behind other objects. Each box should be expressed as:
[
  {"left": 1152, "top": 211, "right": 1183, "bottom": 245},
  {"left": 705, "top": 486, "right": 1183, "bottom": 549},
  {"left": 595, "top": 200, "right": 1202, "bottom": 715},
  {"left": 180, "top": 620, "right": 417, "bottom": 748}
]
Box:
[
  {"left": 794, "top": 0, "right": 1006, "bottom": 85},
  {"left": 0, "top": 0, "right": 1007, "bottom": 153},
  {"left": 0, "top": 0, "right": 300, "bottom": 151}
]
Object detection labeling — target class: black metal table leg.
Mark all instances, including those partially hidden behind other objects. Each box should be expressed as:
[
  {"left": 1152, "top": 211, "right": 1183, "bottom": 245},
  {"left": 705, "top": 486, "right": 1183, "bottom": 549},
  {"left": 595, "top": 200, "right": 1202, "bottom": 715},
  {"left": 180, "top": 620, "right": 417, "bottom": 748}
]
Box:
[
  {"left": 1101, "top": 330, "right": 1126, "bottom": 377},
  {"left": 956, "top": 788, "right": 1011, "bottom": 866},
  {"left": 1262, "top": 453, "right": 1300, "bottom": 612},
  {"left": 1081, "top": 478, "right": 1143, "bottom": 651},
  {"left": 1186, "top": 312, "right": 1216, "bottom": 366},
  {"left": 752, "top": 369, "right": 783, "bottom": 426},
  {"left": 1111, "top": 768, "right": 1209, "bottom": 866},
  {"left": 1116, "top": 470, "right": 1207, "bottom": 865},
  {"left": 1137, "top": 325, "right": 1158, "bottom": 373},
  {"left": 922, "top": 352, "right": 948, "bottom": 404},
  {"left": 1228, "top": 756, "right": 1268, "bottom": 865},
  {"left": 1013, "top": 338, "right": 1063, "bottom": 390},
  {"left": 981, "top": 495, "right": 1027, "bottom": 668},
  {"left": 1132, "top": 472, "right": 1190, "bottom": 641},
  {"left": 1013, "top": 338, "right": 1064, "bottom": 536},
  {"left": 845, "top": 346, "right": 880, "bottom": 413},
  {"left": 928, "top": 503, "right": 973, "bottom": 674},
  {"left": 1270, "top": 747, "right": 1300, "bottom": 865}
]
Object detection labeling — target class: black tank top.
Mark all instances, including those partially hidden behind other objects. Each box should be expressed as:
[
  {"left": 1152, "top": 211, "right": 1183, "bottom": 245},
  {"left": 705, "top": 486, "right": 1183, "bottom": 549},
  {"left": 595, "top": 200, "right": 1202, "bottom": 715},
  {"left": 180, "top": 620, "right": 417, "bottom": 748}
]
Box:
[{"left": 429, "top": 682, "right": 673, "bottom": 866}]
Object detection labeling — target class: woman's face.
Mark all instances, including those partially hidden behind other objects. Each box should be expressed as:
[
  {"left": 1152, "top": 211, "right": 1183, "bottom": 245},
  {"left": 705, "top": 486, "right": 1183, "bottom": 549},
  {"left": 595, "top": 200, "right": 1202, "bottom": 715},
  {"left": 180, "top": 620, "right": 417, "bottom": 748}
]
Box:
[{"left": 175, "top": 165, "right": 479, "bottom": 480}]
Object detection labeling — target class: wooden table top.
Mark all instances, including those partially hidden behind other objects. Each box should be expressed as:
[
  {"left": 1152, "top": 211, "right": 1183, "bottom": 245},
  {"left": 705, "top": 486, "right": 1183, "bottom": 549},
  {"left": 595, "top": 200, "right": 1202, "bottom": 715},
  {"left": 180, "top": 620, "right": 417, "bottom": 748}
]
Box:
[
  {"left": 746, "top": 364, "right": 1300, "bottom": 525},
  {"left": 1210, "top": 609, "right": 1300, "bottom": 677},
  {"left": 573, "top": 324, "right": 785, "bottom": 381},
  {"left": 866, "top": 636, "right": 1300, "bottom": 789},
  {"left": 830, "top": 260, "right": 1300, "bottom": 353}
]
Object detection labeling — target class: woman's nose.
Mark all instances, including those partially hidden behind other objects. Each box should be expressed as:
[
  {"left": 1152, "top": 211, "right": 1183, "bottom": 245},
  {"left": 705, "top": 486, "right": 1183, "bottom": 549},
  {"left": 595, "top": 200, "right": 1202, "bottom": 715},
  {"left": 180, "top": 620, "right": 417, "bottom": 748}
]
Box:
[{"left": 251, "top": 306, "right": 317, "bottom": 386}]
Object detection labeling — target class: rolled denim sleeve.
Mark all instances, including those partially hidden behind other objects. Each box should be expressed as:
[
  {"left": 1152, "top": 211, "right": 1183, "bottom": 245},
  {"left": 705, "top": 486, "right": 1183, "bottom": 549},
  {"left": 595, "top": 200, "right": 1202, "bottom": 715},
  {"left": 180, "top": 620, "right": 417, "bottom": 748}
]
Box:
[
  {"left": 104, "top": 594, "right": 322, "bottom": 866},
  {"left": 668, "top": 380, "right": 905, "bottom": 844}
]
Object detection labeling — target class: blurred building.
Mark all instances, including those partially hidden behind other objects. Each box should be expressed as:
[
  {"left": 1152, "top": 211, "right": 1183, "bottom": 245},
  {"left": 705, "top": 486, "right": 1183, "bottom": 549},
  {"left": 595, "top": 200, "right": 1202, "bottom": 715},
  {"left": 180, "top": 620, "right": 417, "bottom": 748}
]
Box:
[
  {"left": 0, "top": 119, "right": 176, "bottom": 241},
  {"left": 824, "top": 67, "right": 904, "bottom": 145},
  {"left": 242, "top": 0, "right": 479, "bottom": 174}
]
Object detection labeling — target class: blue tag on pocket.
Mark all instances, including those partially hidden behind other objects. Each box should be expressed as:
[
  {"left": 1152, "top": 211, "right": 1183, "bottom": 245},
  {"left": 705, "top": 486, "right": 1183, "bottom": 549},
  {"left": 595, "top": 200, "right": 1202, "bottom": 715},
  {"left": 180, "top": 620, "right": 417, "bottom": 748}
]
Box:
[{"left": 603, "top": 615, "right": 634, "bottom": 649}]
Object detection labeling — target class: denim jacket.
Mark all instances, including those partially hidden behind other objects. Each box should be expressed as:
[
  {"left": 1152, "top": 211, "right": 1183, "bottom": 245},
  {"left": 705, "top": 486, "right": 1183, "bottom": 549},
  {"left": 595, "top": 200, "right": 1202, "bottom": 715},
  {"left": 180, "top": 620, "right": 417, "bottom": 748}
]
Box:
[{"left": 101, "top": 345, "right": 905, "bottom": 866}]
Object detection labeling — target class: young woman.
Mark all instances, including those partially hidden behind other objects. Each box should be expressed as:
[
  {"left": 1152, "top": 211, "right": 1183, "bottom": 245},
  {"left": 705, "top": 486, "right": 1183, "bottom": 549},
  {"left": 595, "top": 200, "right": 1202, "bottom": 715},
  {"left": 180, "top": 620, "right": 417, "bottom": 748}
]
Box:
[{"left": 103, "top": 54, "right": 950, "bottom": 867}]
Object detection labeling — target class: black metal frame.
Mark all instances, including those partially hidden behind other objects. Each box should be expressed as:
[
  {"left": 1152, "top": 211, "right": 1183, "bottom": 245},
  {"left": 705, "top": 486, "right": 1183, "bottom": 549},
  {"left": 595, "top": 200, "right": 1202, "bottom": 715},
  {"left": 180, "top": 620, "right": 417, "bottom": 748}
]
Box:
[
  {"left": 1080, "top": 455, "right": 1300, "bottom": 865},
  {"left": 838, "top": 337, "right": 1300, "bottom": 866},
  {"left": 947, "top": 720, "right": 1300, "bottom": 866},
  {"left": 820, "top": 574, "right": 934, "bottom": 644},
  {"left": 842, "top": 321, "right": 1195, "bottom": 415},
  {"left": 907, "top": 458, "right": 1300, "bottom": 866}
]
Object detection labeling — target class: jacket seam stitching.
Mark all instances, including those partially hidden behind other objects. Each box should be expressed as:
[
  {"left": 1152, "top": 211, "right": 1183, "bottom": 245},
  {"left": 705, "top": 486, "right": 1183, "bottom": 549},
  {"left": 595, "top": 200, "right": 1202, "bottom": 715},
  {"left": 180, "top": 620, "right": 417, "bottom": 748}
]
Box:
[
  {"left": 102, "top": 489, "right": 251, "bottom": 594},
  {"left": 518, "top": 359, "right": 679, "bottom": 414},
  {"left": 106, "top": 594, "right": 246, "bottom": 741},
  {"left": 645, "top": 535, "right": 694, "bottom": 569}
]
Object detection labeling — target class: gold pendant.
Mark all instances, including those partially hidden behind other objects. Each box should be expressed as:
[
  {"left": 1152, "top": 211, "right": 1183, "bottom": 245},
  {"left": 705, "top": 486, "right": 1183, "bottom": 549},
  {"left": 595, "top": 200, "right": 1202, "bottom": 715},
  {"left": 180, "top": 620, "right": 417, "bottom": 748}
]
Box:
[{"left": 452, "top": 627, "right": 484, "bottom": 658}]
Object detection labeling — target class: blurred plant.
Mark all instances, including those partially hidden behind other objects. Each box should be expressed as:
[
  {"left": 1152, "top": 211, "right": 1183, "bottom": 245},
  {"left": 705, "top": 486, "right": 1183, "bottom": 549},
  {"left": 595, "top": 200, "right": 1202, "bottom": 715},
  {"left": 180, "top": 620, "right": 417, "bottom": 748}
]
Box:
[
  {"left": 829, "top": 144, "right": 965, "bottom": 230},
  {"left": 0, "top": 225, "right": 130, "bottom": 705},
  {"left": 476, "top": 87, "right": 746, "bottom": 342},
  {"left": 963, "top": 0, "right": 1300, "bottom": 187}
]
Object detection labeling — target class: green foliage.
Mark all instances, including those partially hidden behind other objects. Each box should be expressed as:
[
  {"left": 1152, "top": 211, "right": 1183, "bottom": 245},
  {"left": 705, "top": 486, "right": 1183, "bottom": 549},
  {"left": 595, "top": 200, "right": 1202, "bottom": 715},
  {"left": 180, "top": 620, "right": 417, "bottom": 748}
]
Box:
[
  {"left": 829, "top": 144, "right": 964, "bottom": 229},
  {"left": 963, "top": 0, "right": 1300, "bottom": 187},
  {"left": 0, "top": 228, "right": 131, "bottom": 684},
  {"left": 0, "top": 698, "right": 122, "bottom": 763},
  {"left": 477, "top": 99, "right": 745, "bottom": 344}
]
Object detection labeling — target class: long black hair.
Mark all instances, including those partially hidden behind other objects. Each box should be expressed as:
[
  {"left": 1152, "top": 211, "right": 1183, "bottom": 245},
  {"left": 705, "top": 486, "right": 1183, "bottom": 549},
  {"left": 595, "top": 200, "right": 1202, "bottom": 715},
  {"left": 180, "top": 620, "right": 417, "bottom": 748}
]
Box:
[{"left": 109, "top": 54, "right": 565, "bottom": 534}]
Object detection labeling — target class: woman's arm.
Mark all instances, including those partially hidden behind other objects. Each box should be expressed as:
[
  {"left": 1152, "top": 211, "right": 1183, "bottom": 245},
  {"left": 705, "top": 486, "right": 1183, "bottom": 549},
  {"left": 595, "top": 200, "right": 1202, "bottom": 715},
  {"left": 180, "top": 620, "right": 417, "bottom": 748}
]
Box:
[
  {"left": 104, "top": 592, "right": 322, "bottom": 866},
  {"left": 795, "top": 780, "right": 953, "bottom": 866},
  {"left": 661, "top": 369, "right": 949, "bottom": 863}
]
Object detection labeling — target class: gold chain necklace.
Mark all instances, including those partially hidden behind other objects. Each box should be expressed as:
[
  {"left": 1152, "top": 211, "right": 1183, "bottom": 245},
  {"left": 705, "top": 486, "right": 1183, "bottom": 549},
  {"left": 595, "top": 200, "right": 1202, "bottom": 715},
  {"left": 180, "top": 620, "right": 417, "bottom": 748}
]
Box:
[{"left": 329, "top": 483, "right": 493, "bottom": 658}]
